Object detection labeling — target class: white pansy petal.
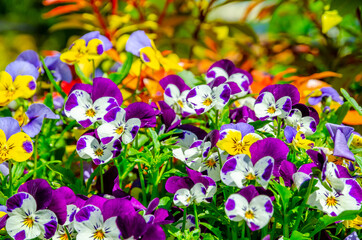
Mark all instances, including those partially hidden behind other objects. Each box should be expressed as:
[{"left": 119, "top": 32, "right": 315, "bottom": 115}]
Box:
[
  {"left": 91, "top": 146, "right": 114, "bottom": 165},
  {"left": 6, "top": 214, "right": 42, "bottom": 240},
  {"left": 173, "top": 148, "right": 186, "bottom": 162},
  {"left": 104, "top": 216, "right": 121, "bottom": 239},
  {"left": 247, "top": 195, "right": 273, "bottom": 231},
  {"left": 225, "top": 194, "right": 248, "bottom": 222},
  {"left": 324, "top": 162, "right": 345, "bottom": 192},
  {"left": 97, "top": 123, "right": 119, "bottom": 145},
  {"left": 65, "top": 204, "right": 78, "bottom": 225},
  {"left": 174, "top": 189, "right": 192, "bottom": 207},
  {"left": 221, "top": 154, "right": 252, "bottom": 188},
  {"left": 285, "top": 109, "right": 302, "bottom": 127},
  {"left": 213, "top": 84, "right": 231, "bottom": 110},
  {"left": 74, "top": 205, "right": 104, "bottom": 234},
  {"left": 76, "top": 135, "right": 97, "bottom": 159},
  {"left": 206, "top": 67, "right": 228, "bottom": 83},
  {"left": 103, "top": 107, "right": 126, "bottom": 125},
  {"left": 6, "top": 192, "right": 36, "bottom": 217},
  {"left": 164, "top": 84, "right": 181, "bottom": 106},
  {"left": 292, "top": 172, "right": 311, "bottom": 189},
  {"left": 187, "top": 85, "right": 213, "bottom": 114},
  {"left": 300, "top": 116, "right": 317, "bottom": 135},
  {"left": 123, "top": 118, "right": 141, "bottom": 143},
  {"left": 93, "top": 97, "right": 119, "bottom": 121},
  {"left": 76, "top": 230, "right": 96, "bottom": 240},
  {"left": 190, "top": 183, "right": 207, "bottom": 204},
  {"left": 34, "top": 209, "right": 58, "bottom": 239},
  {"left": 254, "top": 156, "right": 274, "bottom": 189},
  {"left": 254, "top": 92, "right": 276, "bottom": 119},
  {"left": 65, "top": 90, "right": 92, "bottom": 119},
  {"left": 275, "top": 96, "right": 292, "bottom": 118}
]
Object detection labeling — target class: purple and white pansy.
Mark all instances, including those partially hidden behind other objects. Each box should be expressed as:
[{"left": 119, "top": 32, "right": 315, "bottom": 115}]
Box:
[
  {"left": 285, "top": 104, "right": 319, "bottom": 136},
  {"left": 225, "top": 185, "right": 273, "bottom": 231},
  {"left": 64, "top": 77, "right": 122, "bottom": 128},
  {"left": 221, "top": 154, "right": 274, "bottom": 189},
  {"left": 205, "top": 59, "right": 253, "bottom": 98},
  {"left": 165, "top": 168, "right": 216, "bottom": 207},
  {"left": 186, "top": 84, "right": 231, "bottom": 115},
  {"left": 77, "top": 130, "right": 122, "bottom": 165},
  {"left": 254, "top": 84, "right": 300, "bottom": 120},
  {"left": 97, "top": 107, "right": 141, "bottom": 145}
]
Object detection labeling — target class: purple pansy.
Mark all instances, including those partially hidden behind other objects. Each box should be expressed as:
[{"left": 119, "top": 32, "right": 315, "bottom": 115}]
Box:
[
  {"left": 6, "top": 50, "right": 41, "bottom": 80},
  {"left": 64, "top": 77, "right": 122, "bottom": 128},
  {"left": 44, "top": 53, "right": 72, "bottom": 82},
  {"left": 285, "top": 104, "right": 319, "bottom": 135},
  {"left": 278, "top": 160, "right": 297, "bottom": 187},
  {"left": 125, "top": 102, "right": 157, "bottom": 128},
  {"left": 165, "top": 168, "right": 216, "bottom": 207},
  {"left": 308, "top": 87, "right": 344, "bottom": 105},
  {"left": 225, "top": 185, "right": 273, "bottom": 231},
  {"left": 254, "top": 84, "right": 300, "bottom": 120},
  {"left": 125, "top": 30, "right": 152, "bottom": 57},
  {"left": 206, "top": 59, "right": 253, "bottom": 98},
  {"left": 326, "top": 123, "right": 355, "bottom": 161},
  {"left": 77, "top": 130, "right": 122, "bottom": 165},
  {"left": 186, "top": 84, "right": 231, "bottom": 115}
]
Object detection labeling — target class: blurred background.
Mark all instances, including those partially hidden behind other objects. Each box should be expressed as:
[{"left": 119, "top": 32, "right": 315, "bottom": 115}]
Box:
[{"left": 0, "top": 0, "right": 361, "bottom": 103}]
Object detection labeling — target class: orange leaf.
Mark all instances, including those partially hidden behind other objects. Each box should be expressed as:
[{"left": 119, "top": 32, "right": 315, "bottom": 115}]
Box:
[
  {"left": 43, "top": 2, "right": 88, "bottom": 18},
  {"left": 43, "top": 0, "right": 82, "bottom": 6},
  {"left": 273, "top": 68, "right": 297, "bottom": 82}
]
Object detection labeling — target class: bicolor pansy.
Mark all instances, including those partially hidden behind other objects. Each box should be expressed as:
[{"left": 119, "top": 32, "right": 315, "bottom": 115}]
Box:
[{"left": 285, "top": 104, "right": 319, "bottom": 136}]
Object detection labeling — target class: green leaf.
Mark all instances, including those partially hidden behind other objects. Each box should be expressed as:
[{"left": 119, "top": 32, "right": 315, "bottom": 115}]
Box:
[
  {"left": 290, "top": 230, "right": 311, "bottom": 240},
  {"left": 248, "top": 120, "right": 272, "bottom": 130},
  {"left": 330, "top": 102, "right": 351, "bottom": 124},
  {"left": 270, "top": 181, "right": 292, "bottom": 211},
  {"left": 310, "top": 209, "right": 362, "bottom": 237},
  {"left": 199, "top": 222, "right": 222, "bottom": 239},
  {"left": 149, "top": 129, "right": 160, "bottom": 154},
  {"left": 0, "top": 191, "right": 7, "bottom": 205},
  {"left": 74, "top": 63, "right": 92, "bottom": 85},
  {"left": 158, "top": 196, "right": 172, "bottom": 209},
  {"left": 340, "top": 88, "right": 362, "bottom": 115},
  {"left": 355, "top": 155, "right": 362, "bottom": 168},
  {"left": 44, "top": 92, "right": 54, "bottom": 109},
  {"left": 40, "top": 57, "right": 67, "bottom": 98},
  {"left": 177, "top": 70, "right": 202, "bottom": 88},
  {"left": 109, "top": 52, "right": 133, "bottom": 85},
  {"left": 330, "top": 0, "right": 362, "bottom": 16}
]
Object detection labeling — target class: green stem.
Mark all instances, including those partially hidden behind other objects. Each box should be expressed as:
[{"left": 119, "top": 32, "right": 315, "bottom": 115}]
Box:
[
  {"left": 241, "top": 221, "right": 245, "bottom": 240},
  {"left": 215, "top": 109, "right": 219, "bottom": 129},
  {"left": 232, "top": 221, "right": 238, "bottom": 240},
  {"left": 92, "top": 59, "right": 96, "bottom": 79},
  {"left": 292, "top": 177, "right": 315, "bottom": 232},
  {"left": 182, "top": 208, "right": 187, "bottom": 233},
  {"left": 40, "top": 57, "right": 67, "bottom": 98},
  {"left": 33, "top": 135, "right": 39, "bottom": 179},
  {"left": 80, "top": 160, "right": 84, "bottom": 185},
  {"left": 99, "top": 164, "right": 104, "bottom": 194},
  {"left": 137, "top": 163, "right": 147, "bottom": 205},
  {"left": 8, "top": 160, "right": 13, "bottom": 196},
  {"left": 277, "top": 117, "right": 282, "bottom": 139},
  {"left": 64, "top": 226, "right": 72, "bottom": 240},
  {"left": 271, "top": 218, "right": 276, "bottom": 240},
  {"left": 193, "top": 204, "right": 199, "bottom": 230},
  {"left": 283, "top": 211, "right": 289, "bottom": 238},
  {"left": 114, "top": 157, "right": 122, "bottom": 189}
]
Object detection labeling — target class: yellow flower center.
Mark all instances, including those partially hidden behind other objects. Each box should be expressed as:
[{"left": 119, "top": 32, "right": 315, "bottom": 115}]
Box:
[
  {"left": 205, "top": 158, "right": 217, "bottom": 168},
  {"left": 245, "top": 210, "right": 254, "bottom": 219},
  {"left": 6, "top": 84, "right": 16, "bottom": 98},
  {"left": 93, "top": 230, "right": 105, "bottom": 240},
  {"left": 245, "top": 173, "right": 256, "bottom": 180},
  {"left": 326, "top": 196, "right": 338, "bottom": 207},
  {"left": 23, "top": 216, "right": 34, "bottom": 228},
  {"left": 267, "top": 106, "right": 276, "bottom": 114},
  {"left": 203, "top": 98, "right": 213, "bottom": 106},
  {"left": 115, "top": 126, "right": 124, "bottom": 135},
  {"left": 232, "top": 140, "right": 246, "bottom": 154},
  {"left": 85, "top": 108, "right": 96, "bottom": 117},
  {"left": 59, "top": 233, "right": 69, "bottom": 240},
  {"left": 186, "top": 196, "right": 192, "bottom": 203},
  {"left": 177, "top": 100, "right": 184, "bottom": 108},
  {"left": 94, "top": 148, "right": 104, "bottom": 157}
]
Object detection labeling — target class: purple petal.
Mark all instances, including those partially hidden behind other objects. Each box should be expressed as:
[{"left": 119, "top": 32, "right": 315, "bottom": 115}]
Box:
[
  {"left": 18, "top": 179, "right": 53, "bottom": 210},
  {"left": 229, "top": 106, "right": 258, "bottom": 123},
  {"left": 0, "top": 117, "right": 21, "bottom": 140},
  {"left": 103, "top": 198, "right": 134, "bottom": 221},
  {"left": 165, "top": 176, "right": 194, "bottom": 194},
  {"left": 220, "top": 122, "right": 254, "bottom": 137},
  {"left": 125, "top": 30, "right": 152, "bottom": 56},
  {"left": 146, "top": 198, "right": 159, "bottom": 215},
  {"left": 345, "top": 179, "right": 362, "bottom": 203},
  {"left": 298, "top": 163, "right": 318, "bottom": 175},
  {"left": 237, "top": 185, "right": 259, "bottom": 203},
  {"left": 279, "top": 160, "right": 297, "bottom": 187},
  {"left": 159, "top": 75, "right": 190, "bottom": 92},
  {"left": 92, "top": 77, "right": 123, "bottom": 106},
  {"left": 116, "top": 212, "right": 147, "bottom": 239},
  {"left": 48, "top": 189, "right": 67, "bottom": 225},
  {"left": 284, "top": 126, "right": 297, "bottom": 143},
  {"left": 333, "top": 129, "right": 355, "bottom": 161},
  {"left": 125, "top": 102, "right": 157, "bottom": 128},
  {"left": 260, "top": 84, "right": 300, "bottom": 105},
  {"left": 153, "top": 208, "right": 174, "bottom": 225},
  {"left": 44, "top": 54, "right": 72, "bottom": 82},
  {"left": 250, "top": 138, "right": 289, "bottom": 178},
  {"left": 6, "top": 193, "right": 31, "bottom": 213},
  {"left": 177, "top": 125, "right": 207, "bottom": 140},
  {"left": 16, "top": 50, "right": 42, "bottom": 71},
  {"left": 326, "top": 123, "right": 354, "bottom": 142},
  {"left": 321, "top": 87, "right": 344, "bottom": 104},
  {"left": 23, "top": 104, "right": 59, "bottom": 137},
  {"left": 6, "top": 60, "right": 39, "bottom": 79},
  {"left": 306, "top": 149, "right": 326, "bottom": 170},
  {"left": 142, "top": 224, "right": 166, "bottom": 240}
]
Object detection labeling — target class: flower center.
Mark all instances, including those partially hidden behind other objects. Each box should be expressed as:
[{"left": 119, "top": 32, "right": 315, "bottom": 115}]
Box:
[
  {"left": 177, "top": 100, "right": 184, "bottom": 108},
  {"left": 202, "top": 97, "right": 213, "bottom": 106},
  {"left": 93, "top": 229, "right": 105, "bottom": 240},
  {"left": 245, "top": 173, "right": 256, "bottom": 180},
  {"left": 267, "top": 106, "right": 276, "bottom": 114},
  {"left": 23, "top": 216, "right": 34, "bottom": 228},
  {"left": 59, "top": 233, "right": 69, "bottom": 240},
  {"left": 85, "top": 108, "right": 96, "bottom": 117},
  {"left": 326, "top": 196, "right": 338, "bottom": 207},
  {"left": 115, "top": 126, "right": 124, "bottom": 135},
  {"left": 245, "top": 210, "right": 254, "bottom": 219},
  {"left": 94, "top": 148, "right": 104, "bottom": 157},
  {"left": 232, "top": 141, "right": 245, "bottom": 154},
  {"left": 205, "top": 158, "right": 217, "bottom": 168}
]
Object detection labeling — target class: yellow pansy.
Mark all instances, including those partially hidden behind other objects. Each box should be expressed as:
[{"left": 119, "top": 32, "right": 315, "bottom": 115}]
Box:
[
  {"left": 217, "top": 129, "right": 262, "bottom": 156},
  {"left": 292, "top": 132, "right": 314, "bottom": 150},
  {"left": 60, "top": 38, "right": 104, "bottom": 65},
  {"left": 351, "top": 134, "right": 362, "bottom": 147},
  {"left": 0, "top": 129, "right": 33, "bottom": 163},
  {"left": 344, "top": 215, "right": 362, "bottom": 229},
  {"left": 0, "top": 71, "right": 36, "bottom": 106}
]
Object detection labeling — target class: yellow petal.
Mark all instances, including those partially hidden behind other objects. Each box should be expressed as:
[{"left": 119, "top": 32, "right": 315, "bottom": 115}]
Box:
[
  {"left": 60, "top": 39, "right": 87, "bottom": 64},
  {"left": 0, "top": 130, "right": 9, "bottom": 163},
  {"left": 7, "top": 132, "right": 33, "bottom": 162},
  {"left": 87, "top": 38, "right": 104, "bottom": 59},
  {"left": 322, "top": 10, "right": 342, "bottom": 33},
  {"left": 140, "top": 47, "right": 160, "bottom": 70},
  {"left": 13, "top": 75, "right": 36, "bottom": 99},
  {"left": 293, "top": 132, "right": 314, "bottom": 150},
  {"left": 242, "top": 133, "right": 263, "bottom": 156},
  {"left": 217, "top": 130, "right": 242, "bottom": 155},
  {"left": 0, "top": 71, "right": 15, "bottom": 106}
]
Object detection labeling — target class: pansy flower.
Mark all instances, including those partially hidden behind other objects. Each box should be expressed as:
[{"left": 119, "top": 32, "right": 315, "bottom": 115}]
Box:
[
  {"left": 126, "top": 30, "right": 182, "bottom": 72},
  {"left": 165, "top": 168, "right": 216, "bottom": 207},
  {"left": 159, "top": 75, "right": 195, "bottom": 116},
  {"left": 186, "top": 84, "right": 231, "bottom": 115},
  {"left": 225, "top": 185, "right": 273, "bottom": 231},
  {"left": 125, "top": 102, "right": 158, "bottom": 128},
  {"left": 44, "top": 53, "right": 72, "bottom": 82},
  {"left": 206, "top": 59, "right": 253, "bottom": 98},
  {"left": 0, "top": 71, "right": 36, "bottom": 106},
  {"left": 221, "top": 154, "right": 274, "bottom": 189},
  {"left": 284, "top": 126, "right": 315, "bottom": 150},
  {"left": 14, "top": 103, "right": 59, "bottom": 137},
  {"left": 157, "top": 101, "right": 181, "bottom": 135},
  {"left": 0, "top": 117, "right": 33, "bottom": 163},
  {"left": 175, "top": 214, "right": 196, "bottom": 231},
  {"left": 14, "top": 50, "right": 43, "bottom": 75},
  {"left": 326, "top": 123, "right": 355, "bottom": 161},
  {"left": 254, "top": 84, "right": 300, "bottom": 120},
  {"left": 97, "top": 107, "right": 141, "bottom": 145},
  {"left": 285, "top": 103, "right": 319, "bottom": 136},
  {"left": 64, "top": 77, "right": 122, "bottom": 128},
  {"left": 60, "top": 31, "right": 112, "bottom": 64},
  {"left": 308, "top": 87, "right": 344, "bottom": 105},
  {"left": 77, "top": 130, "right": 122, "bottom": 165},
  {"left": 217, "top": 123, "right": 261, "bottom": 156}
]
